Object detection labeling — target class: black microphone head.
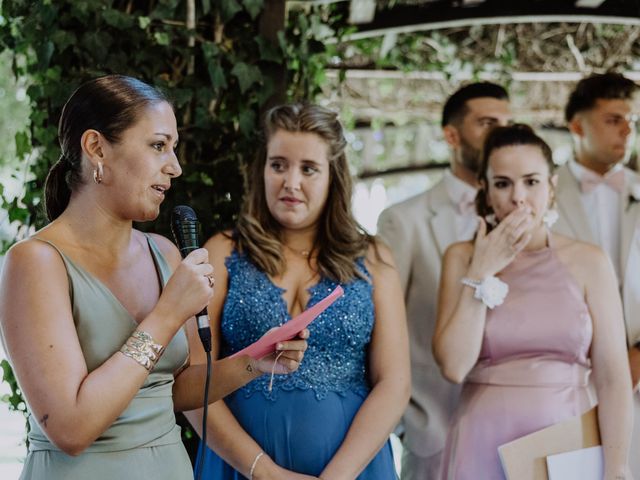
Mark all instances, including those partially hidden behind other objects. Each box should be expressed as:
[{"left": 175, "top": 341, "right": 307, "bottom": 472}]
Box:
[
  {"left": 172, "top": 205, "right": 197, "bottom": 223},
  {"left": 171, "top": 205, "right": 201, "bottom": 258}
]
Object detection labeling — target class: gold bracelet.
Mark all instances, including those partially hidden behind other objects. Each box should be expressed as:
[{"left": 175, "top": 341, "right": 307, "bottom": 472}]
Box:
[{"left": 119, "top": 330, "right": 165, "bottom": 371}]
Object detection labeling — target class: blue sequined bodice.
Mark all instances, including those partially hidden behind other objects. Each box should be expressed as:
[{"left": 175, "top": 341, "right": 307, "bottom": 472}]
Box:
[{"left": 221, "top": 250, "right": 375, "bottom": 401}]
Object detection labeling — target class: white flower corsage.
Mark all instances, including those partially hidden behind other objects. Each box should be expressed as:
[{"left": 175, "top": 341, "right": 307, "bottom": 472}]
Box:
[{"left": 461, "top": 276, "right": 509, "bottom": 309}]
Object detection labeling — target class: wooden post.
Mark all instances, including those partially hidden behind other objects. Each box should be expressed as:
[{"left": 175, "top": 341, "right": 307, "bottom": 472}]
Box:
[{"left": 259, "top": 0, "right": 287, "bottom": 112}]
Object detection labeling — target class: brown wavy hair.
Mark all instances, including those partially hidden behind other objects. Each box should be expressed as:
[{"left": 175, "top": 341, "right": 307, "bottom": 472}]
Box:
[
  {"left": 235, "top": 103, "right": 375, "bottom": 283},
  {"left": 476, "top": 124, "right": 556, "bottom": 229}
]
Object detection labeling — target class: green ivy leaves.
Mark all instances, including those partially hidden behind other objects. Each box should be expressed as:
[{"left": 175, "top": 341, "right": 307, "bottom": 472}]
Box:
[{"left": 231, "top": 62, "right": 262, "bottom": 93}]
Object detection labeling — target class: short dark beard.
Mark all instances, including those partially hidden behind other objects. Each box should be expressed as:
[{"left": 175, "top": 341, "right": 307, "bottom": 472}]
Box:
[{"left": 459, "top": 135, "right": 481, "bottom": 173}]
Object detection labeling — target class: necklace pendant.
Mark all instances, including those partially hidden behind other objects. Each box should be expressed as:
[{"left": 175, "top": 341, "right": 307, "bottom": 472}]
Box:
[{"left": 284, "top": 244, "right": 312, "bottom": 258}]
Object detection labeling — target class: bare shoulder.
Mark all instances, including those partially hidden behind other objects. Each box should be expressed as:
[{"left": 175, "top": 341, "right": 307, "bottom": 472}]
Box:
[
  {"left": 5, "top": 237, "right": 66, "bottom": 272},
  {"left": 366, "top": 238, "right": 395, "bottom": 264},
  {"left": 0, "top": 237, "right": 70, "bottom": 305},
  {"left": 146, "top": 232, "right": 181, "bottom": 266},
  {"left": 552, "top": 233, "right": 613, "bottom": 291},
  {"left": 362, "top": 239, "right": 396, "bottom": 277},
  {"left": 203, "top": 230, "right": 235, "bottom": 257},
  {"left": 373, "top": 233, "right": 391, "bottom": 251},
  {"left": 552, "top": 233, "right": 609, "bottom": 268}
]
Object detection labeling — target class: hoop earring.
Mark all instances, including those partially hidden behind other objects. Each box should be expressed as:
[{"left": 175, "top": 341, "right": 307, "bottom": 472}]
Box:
[{"left": 93, "top": 161, "right": 104, "bottom": 185}]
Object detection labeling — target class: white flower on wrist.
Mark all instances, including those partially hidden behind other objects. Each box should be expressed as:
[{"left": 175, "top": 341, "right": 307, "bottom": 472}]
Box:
[{"left": 461, "top": 276, "right": 509, "bottom": 309}]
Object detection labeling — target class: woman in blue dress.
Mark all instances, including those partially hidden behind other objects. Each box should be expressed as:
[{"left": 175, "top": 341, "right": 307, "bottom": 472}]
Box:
[{"left": 184, "top": 103, "right": 410, "bottom": 479}]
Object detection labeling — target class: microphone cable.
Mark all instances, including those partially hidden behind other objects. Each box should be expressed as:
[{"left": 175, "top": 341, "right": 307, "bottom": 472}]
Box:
[
  {"left": 194, "top": 350, "right": 211, "bottom": 480},
  {"left": 170, "top": 205, "right": 213, "bottom": 480}
]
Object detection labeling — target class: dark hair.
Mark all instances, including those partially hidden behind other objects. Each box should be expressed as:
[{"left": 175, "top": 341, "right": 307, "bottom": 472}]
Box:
[
  {"left": 44, "top": 75, "right": 170, "bottom": 221},
  {"left": 236, "top": 102, "right": 375, "bottom": 283},
  {"left": 564, "top": 72, "right": 638, "bottom": 122},
  {"left": 441, "top": 82, "right": 509, "bottom": 127},
  {"left": 476, "top": 124, "right": 555, "bottom": 222}
]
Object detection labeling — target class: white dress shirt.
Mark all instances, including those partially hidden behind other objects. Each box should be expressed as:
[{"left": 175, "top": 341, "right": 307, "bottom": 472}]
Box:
[
  {"left": 568, "top": 160, "right": 623, "bottom": 281},
  {"left": 443, "top": 169, "right": 479, "bottom": 241}
]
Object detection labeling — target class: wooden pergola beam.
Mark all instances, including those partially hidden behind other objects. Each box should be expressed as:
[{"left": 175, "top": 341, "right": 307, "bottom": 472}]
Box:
[
  {"left": 335, "top": 14, "right": 640, "bottom": 41},
  {"left": 325, "top": 69, "right": 640, "bottom": 82}
]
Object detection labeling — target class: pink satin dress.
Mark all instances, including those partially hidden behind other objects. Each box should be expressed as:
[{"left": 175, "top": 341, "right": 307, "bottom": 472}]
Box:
[{"left": 441, "top": 240, "right": 595, "bottom": 480}]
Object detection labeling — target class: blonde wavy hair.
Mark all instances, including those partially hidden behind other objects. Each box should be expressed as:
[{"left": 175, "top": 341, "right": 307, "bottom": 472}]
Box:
[{"left": 235, "top": 103, "right": 375, "bottom": 283}]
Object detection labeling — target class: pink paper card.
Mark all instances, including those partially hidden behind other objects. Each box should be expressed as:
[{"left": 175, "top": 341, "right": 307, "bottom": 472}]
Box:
[{"left": 230, "top": 285, "right": 344, "bottom": 360}]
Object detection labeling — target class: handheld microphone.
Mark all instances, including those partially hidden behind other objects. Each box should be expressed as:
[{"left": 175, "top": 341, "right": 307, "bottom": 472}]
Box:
[
  {"left": 171, "top": 205, "right": 214, "bottom": 480},
  {"left": 171, "top": 205, "right": 212, "bottom": 353}
]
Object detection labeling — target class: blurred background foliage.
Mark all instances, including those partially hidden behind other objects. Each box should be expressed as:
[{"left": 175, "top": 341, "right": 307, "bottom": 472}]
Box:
[{"left": 0, "top": 0, "right": 348, "bottom": 251}]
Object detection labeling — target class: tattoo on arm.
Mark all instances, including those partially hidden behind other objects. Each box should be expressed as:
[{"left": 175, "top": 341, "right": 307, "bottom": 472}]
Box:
[
  {"left": 246, "top": 364, "right": 253, "bottom": 373},
  {"left": 39, "top": 414, "right": 49, "bottom": 428}
]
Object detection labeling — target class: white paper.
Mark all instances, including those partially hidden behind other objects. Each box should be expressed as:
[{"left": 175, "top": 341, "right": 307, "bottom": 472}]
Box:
[{"left": 546, "top": 446, "right": 603, "bottom": 480}]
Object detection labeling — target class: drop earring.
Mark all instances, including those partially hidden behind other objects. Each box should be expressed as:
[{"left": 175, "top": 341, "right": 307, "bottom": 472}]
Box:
[
  {"left": 484, "top": 213, "right": 497, "bottom": 227},
  {"left": 93, "top": 161, "right": 104, "bottom": 185},
  {"left": 542, "top": 208, "right": 558, "bottom": 228}
]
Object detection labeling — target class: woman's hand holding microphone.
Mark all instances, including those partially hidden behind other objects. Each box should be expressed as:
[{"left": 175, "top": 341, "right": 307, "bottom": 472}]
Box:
[{"left": 153, "top": 247, "right": 215, "bottom": 332}]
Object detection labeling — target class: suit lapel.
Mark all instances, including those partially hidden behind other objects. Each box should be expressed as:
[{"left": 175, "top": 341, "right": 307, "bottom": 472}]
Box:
[
  {"left": 620, "top": 169, "right": 640, "bottom": 280},
  {"left": 427, "top": 180, "right": 458, "bottom": 257},
  {"left": 556, "top": 165, "right": 596, "bottom": 243}
]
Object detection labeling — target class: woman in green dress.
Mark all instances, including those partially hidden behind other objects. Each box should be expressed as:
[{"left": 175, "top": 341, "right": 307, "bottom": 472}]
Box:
[{"left": 0, "top": 75, "right": 308, "bottom": 480}]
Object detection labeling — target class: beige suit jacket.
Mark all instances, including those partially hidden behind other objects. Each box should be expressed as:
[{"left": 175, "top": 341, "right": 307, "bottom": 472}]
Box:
[
  {"left": 377, "top": 178, "right": 462, "bottom": 458},
  {"left": 554, "top": 163, "right": 640, "bottom": 474}
]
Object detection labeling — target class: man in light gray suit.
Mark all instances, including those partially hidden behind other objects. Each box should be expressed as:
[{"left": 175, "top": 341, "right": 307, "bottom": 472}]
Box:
[
  {"left": 554, "top": 72, "right": 640, "bottom": 476},
  {"left": 377, "top": 83, "right": 511, "bottom": 479}
]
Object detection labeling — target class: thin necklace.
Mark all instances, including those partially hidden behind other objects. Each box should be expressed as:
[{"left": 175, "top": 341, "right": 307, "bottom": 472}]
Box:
[{"left": 283, "top": 244, "right": 312, "bottom": 258}]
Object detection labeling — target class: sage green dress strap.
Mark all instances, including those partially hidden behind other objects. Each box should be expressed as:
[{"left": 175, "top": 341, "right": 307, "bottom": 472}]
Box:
[{"left": 20, "top": 234, "right": 192, "bottom": 480}]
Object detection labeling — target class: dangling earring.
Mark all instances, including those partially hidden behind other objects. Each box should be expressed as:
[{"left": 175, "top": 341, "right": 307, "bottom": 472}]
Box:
[
  {"left": 542, "top": 208, "right": 558, "bottom": 228},
  {"left": 93, "top": 161, "right": 104, "bottom": 185},
  {"left": 542, "top": 189, "right": 558, "bottom": 228},
  {"left": 485, "top": 213, "right": 497, "bottom": 227}
]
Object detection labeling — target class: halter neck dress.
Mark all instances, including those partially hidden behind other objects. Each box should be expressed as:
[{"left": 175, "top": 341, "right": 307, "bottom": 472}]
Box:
[{"left": 440, "top": 235, "right": 595, "bottom": 480}]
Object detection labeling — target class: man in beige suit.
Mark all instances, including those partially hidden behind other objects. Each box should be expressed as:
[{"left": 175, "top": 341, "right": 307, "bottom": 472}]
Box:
[
  {"left": 554, "top": 72, "right": 640, "bottom": 475},
  {"left": 377, "top": 83, "right": 511, "bottom": 479}
]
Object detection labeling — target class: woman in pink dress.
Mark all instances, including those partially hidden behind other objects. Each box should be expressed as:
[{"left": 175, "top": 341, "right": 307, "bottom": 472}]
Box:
[{"left": 433, "top": 124, "right": 632, "bottom": 480}]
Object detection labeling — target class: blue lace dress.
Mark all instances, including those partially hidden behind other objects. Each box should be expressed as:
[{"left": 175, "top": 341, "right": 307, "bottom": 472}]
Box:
[{"left": 197, "top": 250, "right": 396, "bottom": 479}]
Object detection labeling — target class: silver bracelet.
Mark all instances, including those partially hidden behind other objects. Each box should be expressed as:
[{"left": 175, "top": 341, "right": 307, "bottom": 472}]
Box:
[
  {"left": 249, "top": 451, "right": 264, "bottom": 479},
  {"left": 119, "top": 330, "right": 165, "bottom": 371},
  {"left": 461, "top": 276, "right": 509, "bottom": 309},
  {"left": 120, "top": 344, "right": 154, "bottom": 371},
  {"left": 130, "top": 330, "right": 165, "bottom": 359}
]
